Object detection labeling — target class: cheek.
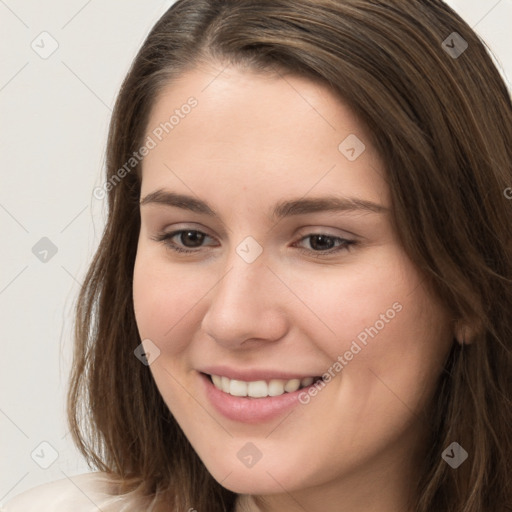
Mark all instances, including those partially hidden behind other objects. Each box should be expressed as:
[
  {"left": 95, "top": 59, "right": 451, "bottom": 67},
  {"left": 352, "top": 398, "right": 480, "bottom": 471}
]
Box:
[
  {"left": 296, "top": 250, "right": 453, "bottom": 408},
  {"left": 132, "top": 250, "right": 200, "bottom": 414},
  {"left": 282, "top": 254, "right": 421, "bottom": 361},
  {"left": 317, "top": 257, "right": 453, "bottom": 422},
  {"left": 132, "top": 249, "right": 205, "bottom": 351}
]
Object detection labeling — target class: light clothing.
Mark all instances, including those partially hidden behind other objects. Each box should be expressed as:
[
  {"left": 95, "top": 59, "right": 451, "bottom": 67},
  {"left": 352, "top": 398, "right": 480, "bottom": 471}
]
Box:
[{"left": 1, "top": 472, "right": 160, "bottom": 511}]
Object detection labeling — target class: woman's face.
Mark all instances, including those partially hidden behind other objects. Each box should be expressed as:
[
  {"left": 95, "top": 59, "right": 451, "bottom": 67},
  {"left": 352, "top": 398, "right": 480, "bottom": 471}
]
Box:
[{"left": 133, "top": 65, "right": 454, "bottom": 507}]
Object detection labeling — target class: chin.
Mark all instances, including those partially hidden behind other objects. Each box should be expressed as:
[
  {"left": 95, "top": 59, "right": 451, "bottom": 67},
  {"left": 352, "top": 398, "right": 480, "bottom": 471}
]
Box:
[
  {"left": 200, "top": 449, "right": 305, "bottom": 495},
  {"left": 211, "top": 470, "right": 288, "bottom": 495}
]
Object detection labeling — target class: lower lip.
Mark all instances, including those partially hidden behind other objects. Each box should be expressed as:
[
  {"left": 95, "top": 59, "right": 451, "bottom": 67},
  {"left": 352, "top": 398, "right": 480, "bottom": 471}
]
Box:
[{"left": 200, "top": 372, "right": 317, "bottom": 424}]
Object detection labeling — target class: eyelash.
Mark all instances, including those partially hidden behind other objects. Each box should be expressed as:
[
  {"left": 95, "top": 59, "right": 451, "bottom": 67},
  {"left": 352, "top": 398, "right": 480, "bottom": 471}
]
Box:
[{"left": 151, "top": 229, "right": 357, "bottom": 257}]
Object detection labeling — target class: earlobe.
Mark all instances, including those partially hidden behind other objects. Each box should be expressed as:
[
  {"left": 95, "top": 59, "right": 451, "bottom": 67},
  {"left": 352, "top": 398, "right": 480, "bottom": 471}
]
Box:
[{"left": 454, "top": 321, "right": 474, "bottom": 345}]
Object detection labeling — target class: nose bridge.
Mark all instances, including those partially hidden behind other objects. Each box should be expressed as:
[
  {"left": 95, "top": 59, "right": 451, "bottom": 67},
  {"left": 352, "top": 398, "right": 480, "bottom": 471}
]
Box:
[
  {"left": 201, "top": 241, "right": 288, "bottom": 345},
  {"left": 216, "top": 233, "right": 272, "bottom": 302},
  {"left": 212, "top": 243, "right": 274, "bottom": 317}
]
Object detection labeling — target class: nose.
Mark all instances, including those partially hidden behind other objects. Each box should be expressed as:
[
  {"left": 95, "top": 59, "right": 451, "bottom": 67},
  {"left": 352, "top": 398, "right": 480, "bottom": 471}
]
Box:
[{"left": 200, "top": 249, "right": 290, "bottom": 350}]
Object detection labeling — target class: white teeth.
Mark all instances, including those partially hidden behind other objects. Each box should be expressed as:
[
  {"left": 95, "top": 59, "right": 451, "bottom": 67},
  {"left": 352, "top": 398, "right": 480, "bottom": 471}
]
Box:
[
  {"left": 229, "top": 379, "right": 248, "bottom": 397},
  {"left": 283, "top": 378, "right": 301, "bottom": 393},
  {"left": 211, "top": 375, "right": 222, "bottom": 388},
  {"left": 221, "top": 376, "right": 231, "bottom": 394},
  {"left": 247, "top": 380, "right": 268, "bottom": 398},
  {"left": 301, "top": 377, "right": 314, "bottom": 387},
  {"left": 268, "top": 379, "right": 285, "bottom": 396},
  {"left": 210, "top": 374, "right": 317, "bottom": 398}
]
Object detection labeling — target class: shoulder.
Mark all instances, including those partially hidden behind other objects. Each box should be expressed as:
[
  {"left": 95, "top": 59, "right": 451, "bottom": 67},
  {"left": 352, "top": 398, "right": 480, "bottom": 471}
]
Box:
[{"left": 1, "top": 472, "right": 123, "bottom": 512}]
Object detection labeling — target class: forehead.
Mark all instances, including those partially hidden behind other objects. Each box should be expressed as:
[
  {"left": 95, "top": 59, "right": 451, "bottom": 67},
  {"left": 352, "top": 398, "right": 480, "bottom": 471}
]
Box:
[{"left": 140, "top": 65, "right": 389, "bottom": 209}]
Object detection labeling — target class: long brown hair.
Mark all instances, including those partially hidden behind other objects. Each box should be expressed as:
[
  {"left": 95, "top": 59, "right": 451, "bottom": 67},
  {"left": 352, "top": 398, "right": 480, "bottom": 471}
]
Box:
[{"left": 67, "top": 1, "right": 512, "bottom": 510}]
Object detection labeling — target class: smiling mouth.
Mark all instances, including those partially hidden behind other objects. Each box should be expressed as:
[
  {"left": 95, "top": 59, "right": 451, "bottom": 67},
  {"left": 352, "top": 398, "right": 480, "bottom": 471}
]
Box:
[{"left": 204, "top": 373, "right": 322, "bottom": 398}]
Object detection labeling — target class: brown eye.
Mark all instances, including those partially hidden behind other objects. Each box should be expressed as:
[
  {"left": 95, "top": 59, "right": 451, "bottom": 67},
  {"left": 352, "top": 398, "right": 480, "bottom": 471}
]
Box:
[
  {"left": 294, "top": 234, "right": 356, "bottom": 256},
  {"left": 152, "top": 229, "right": 214, "bottom": 254},
  {"left": 175, "top": 230, "right": 206, "bottom": 248}
]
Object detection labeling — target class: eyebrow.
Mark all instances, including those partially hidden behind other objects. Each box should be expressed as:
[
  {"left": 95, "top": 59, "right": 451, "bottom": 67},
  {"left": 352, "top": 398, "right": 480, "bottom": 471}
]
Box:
[{"left": 139, "top": 189, "right": 388, "bottom": 220}]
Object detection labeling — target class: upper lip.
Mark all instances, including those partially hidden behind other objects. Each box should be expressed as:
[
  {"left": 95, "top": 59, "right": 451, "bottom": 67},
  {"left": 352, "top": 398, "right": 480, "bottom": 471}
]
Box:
[{"left": 198, "top": 365, "right": 321, "bottom": 382}]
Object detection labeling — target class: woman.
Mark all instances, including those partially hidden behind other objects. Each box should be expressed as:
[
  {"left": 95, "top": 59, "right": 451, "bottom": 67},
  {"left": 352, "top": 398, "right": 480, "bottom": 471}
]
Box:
[{"left": 4, "top": 0, "right": 511, "bottom": 510}]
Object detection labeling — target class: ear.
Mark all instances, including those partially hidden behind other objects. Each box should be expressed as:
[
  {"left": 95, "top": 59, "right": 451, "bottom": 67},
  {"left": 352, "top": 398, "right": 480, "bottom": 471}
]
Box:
[{"left": 454, "top": 320, "right": 475, "bottom": 345}]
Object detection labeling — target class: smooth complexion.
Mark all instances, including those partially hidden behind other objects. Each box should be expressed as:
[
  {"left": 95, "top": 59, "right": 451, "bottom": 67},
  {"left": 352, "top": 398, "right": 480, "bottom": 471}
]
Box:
[{"left": 132, "top": 64, "right": 455, "bottom": 512}]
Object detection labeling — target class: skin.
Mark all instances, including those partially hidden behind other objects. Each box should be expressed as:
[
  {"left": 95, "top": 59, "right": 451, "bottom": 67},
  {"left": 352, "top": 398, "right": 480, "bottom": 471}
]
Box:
[{"left": 132, "top": 63, "right": 456, "bottom": 512}]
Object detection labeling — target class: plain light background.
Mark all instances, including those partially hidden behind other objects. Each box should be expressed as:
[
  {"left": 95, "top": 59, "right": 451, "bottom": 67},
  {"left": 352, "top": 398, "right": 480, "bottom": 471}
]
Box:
[{"left": 1, "top": 0, "right": 511, "bottom": 504}]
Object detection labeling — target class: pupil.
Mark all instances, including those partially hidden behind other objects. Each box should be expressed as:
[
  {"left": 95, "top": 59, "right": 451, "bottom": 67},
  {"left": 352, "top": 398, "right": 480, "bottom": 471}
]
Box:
[
  {"left": 182, "top": 231, "right": 204, "bottom": 247},
  {"left": 311, "top": 235, "right": 333, "bottom": 250}
]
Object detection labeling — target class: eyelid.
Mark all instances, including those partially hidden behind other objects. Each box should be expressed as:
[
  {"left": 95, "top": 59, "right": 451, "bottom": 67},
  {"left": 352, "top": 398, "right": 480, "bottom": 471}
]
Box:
[{"left": 294, "top": 225, "right": 360, "bottom": 239}]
